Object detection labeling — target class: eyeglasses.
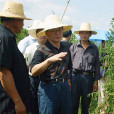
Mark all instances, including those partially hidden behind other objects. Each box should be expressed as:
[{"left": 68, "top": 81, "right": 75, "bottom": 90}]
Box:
[{"left": 47, "top": 27, "right": 63, "bottom": 32}]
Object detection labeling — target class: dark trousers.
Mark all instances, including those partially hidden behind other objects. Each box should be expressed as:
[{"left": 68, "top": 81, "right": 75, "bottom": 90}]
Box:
[
  {"left": 71, "top": 74, "right": 94, "bottom": 114},
  {"left": 29, "top": 76, "right": 40, "bottom": 114},
  {"left": 1, "top": 109, "right": 32, "bottom": 114},
  {"left": 38, "top": 81, "right": 72, "bottom": 114}
]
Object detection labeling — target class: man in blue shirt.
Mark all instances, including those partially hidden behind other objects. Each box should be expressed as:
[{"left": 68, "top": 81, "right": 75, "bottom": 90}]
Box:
[{"left": 18, "top": 21, "right": 38, "bottom": 54}]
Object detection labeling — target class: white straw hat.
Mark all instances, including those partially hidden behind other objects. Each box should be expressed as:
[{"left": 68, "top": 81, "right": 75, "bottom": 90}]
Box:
[
  {"left": 0, "top": 1, "right": 31, "bottom": 20},
  {"left": 74, "top": 23, "right": 97, "bottom": 35},
  {"left": 38, "top": 15, "right": 73, "bottom": 36},
  {"left": 27, "top": 20, "right": 45, "bottom": 39}
]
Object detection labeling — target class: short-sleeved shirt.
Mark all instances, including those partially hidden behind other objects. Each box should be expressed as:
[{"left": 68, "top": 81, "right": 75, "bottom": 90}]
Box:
[
  {"left": 0, "top": 25, "right": 33, "bottom": 113},
  {"left": 30, "top": 40, "right": 72, "bottom": 81},
  {"left": 18, "top": 35, "right": 37, "bottom": 54},
  {"left": 70, "top": 41, "right": 100, "bottom": 80}
]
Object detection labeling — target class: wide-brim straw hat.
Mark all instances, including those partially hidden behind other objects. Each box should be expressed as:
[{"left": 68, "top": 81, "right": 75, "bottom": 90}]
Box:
[
  {"left": 38, "top": 15, "right": 73, "bottom": 36},
  {"left": 74, "top": 23, "right": 97, "bottom": 35},
  {"left": 0, "top": 1, "right": 31, "bottom": 20},
  {"left": 27, "top": 20, "right": 45, "bottom": 39}
]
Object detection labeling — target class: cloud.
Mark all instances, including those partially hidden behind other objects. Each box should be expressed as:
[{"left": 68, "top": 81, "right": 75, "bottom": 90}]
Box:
[{"left": 0, "top": 0, "right": 112, "bottom": 31}]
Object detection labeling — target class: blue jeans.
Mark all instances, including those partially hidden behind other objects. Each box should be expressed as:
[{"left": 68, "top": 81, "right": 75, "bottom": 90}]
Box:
[
  {"left": 38, "top": 80, "right": 72, "bottom": 114},
  {"left": 29, "top": 76, "right": 40, "bottom": 114},
  {"left": 72, "top": 74, "right": 94, "bottom": 114}
]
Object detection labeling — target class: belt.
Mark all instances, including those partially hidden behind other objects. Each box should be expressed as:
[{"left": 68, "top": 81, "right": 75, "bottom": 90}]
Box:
[
  {"left": 41, "top": 78, "right": 67, "bottom": 84},
  {"left": 73, "top": 70, "right": 94, "bottom": 76}
]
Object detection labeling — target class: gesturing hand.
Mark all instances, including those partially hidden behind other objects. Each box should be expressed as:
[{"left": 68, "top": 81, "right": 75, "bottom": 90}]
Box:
[{"left": 47, "top": 52, "right": 67, "bottom": 64}]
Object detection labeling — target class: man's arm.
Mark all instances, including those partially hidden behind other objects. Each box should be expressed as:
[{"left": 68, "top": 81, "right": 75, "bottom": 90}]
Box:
[
  {"left": 31, "top": 52, "right": 67, "bottom": 77},
  {"left": 93, "top": 48, "right": 100, "bottom": 92},
  {"left": 0, "top": 67, "right": 26, "bottom": 114}
]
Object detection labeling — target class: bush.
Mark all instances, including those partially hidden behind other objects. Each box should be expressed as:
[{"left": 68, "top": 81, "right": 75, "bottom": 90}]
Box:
[
  {"left": 16, "top": 28, "right": 28, "bottom": 44},
  {"left": 91, "top": 18, "right": 114, "bottom": 114}
]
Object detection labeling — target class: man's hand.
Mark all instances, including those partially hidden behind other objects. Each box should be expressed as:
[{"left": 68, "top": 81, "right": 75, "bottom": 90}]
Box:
[
  {"left": 47, "top": 52, "right": 67, "bottom": 64},
  {"left": 31, "top": 52, "right": 67, "bottom": 76},
  {"left": 0, "top": 67, "right": 26, "bottom": 114},
  {"left": 93, "top": 80, "right": 98, "bottom": 92},
  {"left": 15, "top": 100, "right": 26, "bottom": 114}
]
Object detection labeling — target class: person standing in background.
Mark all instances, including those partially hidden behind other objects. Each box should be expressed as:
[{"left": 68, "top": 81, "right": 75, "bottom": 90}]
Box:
[
  {"left": 62, "top": 29, "right": 72, "bottom": 41},
  {"left": 61, "top": 30, "right": 73, "bottom": 88},
  {"left": 24, "top": 20, "right": 47, "bottom": 114},
  {"left": 70, "top": 23, "right": 100, "bottom": 114},
  {"left": 18, "top": 21, "right": 38, "bottom": 54}
]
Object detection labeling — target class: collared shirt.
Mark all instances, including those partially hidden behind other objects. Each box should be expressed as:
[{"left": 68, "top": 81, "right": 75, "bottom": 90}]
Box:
[
  {"left": 30, "top": 40, "right": 72, "bottom": 81},
  {"left": 0, "top": 25, "right": 33, "bottom": 113},
  {"left": 70, "top": 41, "right": 100, "bottom": 80},
  {"left": 18, "top": 35, "right": 37, "bottom": 54}
]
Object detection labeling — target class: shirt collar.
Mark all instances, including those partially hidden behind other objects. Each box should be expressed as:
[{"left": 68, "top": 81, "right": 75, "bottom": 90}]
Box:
[
  {"left": 45, "top": 40, "right": 64, "bottom": 51},
  {"left": 0, "top": 25, "right": 16, "bottom": 38},
  {"left": 77, "top": 40, "right": 94, "bottom": 48}
]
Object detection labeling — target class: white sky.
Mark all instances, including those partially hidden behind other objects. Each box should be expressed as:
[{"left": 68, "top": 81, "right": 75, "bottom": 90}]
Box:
[{"left": 0, "top": 0, "right": 114, "bottom": 32}]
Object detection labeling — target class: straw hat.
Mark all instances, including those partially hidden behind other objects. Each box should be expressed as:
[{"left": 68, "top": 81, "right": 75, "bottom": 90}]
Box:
[
  {"left": 0, "top": 1, "right": 31, "bottom": 20},
  {"left": 27, "top": 20, "right": 45, "bottom": 39},
  {"left": 74, "top": 23, "right": 97, "bottom": 35},
  {"left": 38, "top": 15, "right": 73, "bottom": 36}
]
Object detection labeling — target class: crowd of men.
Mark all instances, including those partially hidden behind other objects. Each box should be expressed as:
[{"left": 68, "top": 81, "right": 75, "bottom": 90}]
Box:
[{"left": 0, "top": 1, "right": 102, "bottom": 114}]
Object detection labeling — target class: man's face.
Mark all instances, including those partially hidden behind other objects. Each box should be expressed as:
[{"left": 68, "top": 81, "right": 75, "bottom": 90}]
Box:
[
  {"left": 13, "top": 19, "right": 24, "bottom": 33},
  {"left": 79, "top": 31, "right": 92, "bottom": 41},
  {"left": 36, "top": 29, "right": 47, "bottom": 45},
  {"left": 45, "top": 27, "right": 63, "bottom": 43}
]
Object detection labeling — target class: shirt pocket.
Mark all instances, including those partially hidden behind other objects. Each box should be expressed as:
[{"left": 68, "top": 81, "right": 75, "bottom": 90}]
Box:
[{"left": 88, "top": 55, "right": 95, "bottom": 65}]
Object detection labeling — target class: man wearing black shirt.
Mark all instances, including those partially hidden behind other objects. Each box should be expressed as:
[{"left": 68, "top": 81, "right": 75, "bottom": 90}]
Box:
[
  {"left": 30, "top": 15, "right": 73, "bottom": 114},
  {"left": 0, "top": 1, "right": 33, "bottom": 114}
]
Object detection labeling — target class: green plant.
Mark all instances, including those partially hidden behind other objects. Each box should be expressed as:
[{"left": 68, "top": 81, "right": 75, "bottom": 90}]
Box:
[
  {"left": 70, "top": 33, "right": 78, "bottom": 43},
  {"left": 90, "top": 18, "right": 114, "bottom": 114},
  {"left": 16, "top": 28, "right": 28, "bottom": 44},
  {"left": 100, "top": 18, "right": 114, "bottom": 114}
]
